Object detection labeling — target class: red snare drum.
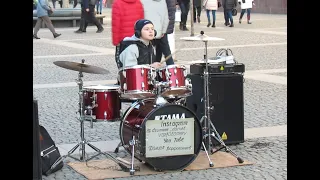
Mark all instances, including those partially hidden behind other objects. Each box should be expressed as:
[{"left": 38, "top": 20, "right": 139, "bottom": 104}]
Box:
[
  {"left": 118, "top": 65, "right": 156, "bottom": 100},
  {"left": 158, "top": 65, "right": 192, "bottom": 98},
  {"left": 83, "top": 85, "right": 121, "bottom": 122},
  {"left": 120, "top": 98, "right": 202, "bottom": 171}
]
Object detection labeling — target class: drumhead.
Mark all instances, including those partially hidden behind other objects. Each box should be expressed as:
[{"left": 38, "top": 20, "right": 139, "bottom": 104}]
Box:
[
  {"left": 158, "top": 64, "right": 185, "bottom": 71},
  {"left": 119, "top": 64, "right": 153, "bottom": 71},
  {"left": 83, "top": 84, "right": 120, "bottom": 91},
  {"left": 120, "top": 101, "right": 202, "bottom": 171}
]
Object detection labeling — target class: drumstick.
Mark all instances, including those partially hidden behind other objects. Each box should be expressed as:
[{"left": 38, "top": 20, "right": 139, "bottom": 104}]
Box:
[{"left": 160, "top": 49, "right": 180, "bottom": 64}]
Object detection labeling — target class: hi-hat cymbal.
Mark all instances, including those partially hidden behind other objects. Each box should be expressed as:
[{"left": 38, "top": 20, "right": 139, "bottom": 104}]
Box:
[
  {"left": 53, "top": 61, "right": 109, "bottom": 74},
  {"left": 180, "top": 34, "right": 225, "bottom": 41}
]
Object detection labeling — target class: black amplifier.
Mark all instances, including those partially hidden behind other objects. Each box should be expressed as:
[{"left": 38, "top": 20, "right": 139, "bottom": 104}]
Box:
[{"left": 190, "top": 63, "right": 245, "bottom": 75}]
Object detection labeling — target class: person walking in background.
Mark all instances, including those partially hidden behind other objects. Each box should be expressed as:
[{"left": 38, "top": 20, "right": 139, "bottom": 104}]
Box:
[
  {"left": 155, "top": 0, "right": 176, "bottom": 65},
  {"left": 203, "top": 0, "right": 218, "bottom": 27},
  {"left": 221, "top": 0, "right": 229, "bottom": 26},
  {"left": 140, "top": 0, "right": 169, "bottom": 64},
  {"left": 33, "top": 0, "right": 61, "bottom": 39},
  {"left": 238, "top": 0, "right": 254, "bottom": 24},
  {"left": 111, "top": 0, "right": 144, "bottom": 68},
  {"left": 58, "top": 0, "right": 63, "bottom": 8},
  {"left": 193, "top": 0, "right": 202, "bottom": 23},
  {"left": 74, "top": 0, "right": 89, "bottom": 33},
  {"left": 222, "top": 0, "right": 237, "bottom": 27},
  {"left": 177, "top": 0, "right": 190, "bottom": 31},
  {"left": 51, "top": 0, "right": 57, "bottom": 8},
  {"left": 96, "top": 0, "right": 103, "bottom": 14},
  {"left": 81, "top": 0, "right": 104, "bottom": 33}
]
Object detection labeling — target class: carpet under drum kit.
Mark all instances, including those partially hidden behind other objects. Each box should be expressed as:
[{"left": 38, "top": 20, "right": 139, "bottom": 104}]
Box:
[{"left": 50, "top": 31, "right": 244, "bottom": 175}]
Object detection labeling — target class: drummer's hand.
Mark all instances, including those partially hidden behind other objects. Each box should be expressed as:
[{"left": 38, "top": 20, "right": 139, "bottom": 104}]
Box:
[{"left": 150, "top": 62, "right": 162, "bottom": 68}]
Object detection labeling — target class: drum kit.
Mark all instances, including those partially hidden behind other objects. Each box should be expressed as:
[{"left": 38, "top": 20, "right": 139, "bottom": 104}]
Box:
[{"left": 50, "top": 31, "right": 243, "bottom": 176}]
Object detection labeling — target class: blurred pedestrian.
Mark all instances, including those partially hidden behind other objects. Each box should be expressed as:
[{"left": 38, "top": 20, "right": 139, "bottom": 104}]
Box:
[
  {"left": 33, "top": 0, "right": 61, "bottom": 39},
  {"left": 238, "top": 0, "right": 254, "bottom": 24}
]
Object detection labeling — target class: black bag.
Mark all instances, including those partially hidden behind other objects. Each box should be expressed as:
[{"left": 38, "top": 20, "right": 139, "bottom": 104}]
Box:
[
  {"left": 232, "top": 8, "right": 237, "bottom": 16},
  {"left": 39, "top": 125, "right": 64, "bottom": 176}
]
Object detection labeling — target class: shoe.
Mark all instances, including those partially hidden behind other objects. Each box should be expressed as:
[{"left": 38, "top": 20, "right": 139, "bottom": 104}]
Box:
[
  {"left": 182, "top": 26, "right": 189, "bottom": 31},
  {"left": 197, "top": 16, "right": 200, "bottom": 23},
  {"left": 96, "top": 27, "right": 104, "bottom": 33},
  {"left": 179, "top": 23, "right": 183, "bottom": 30},
  {"left": 53, "top": 33, "right": 61, "bottom": 38},
  {"left": 74, "top": 29, "right": 86, "bottom": 33},
  {"left": 239, "top": 19, "right": 242, "bottom": 24},
  {"left": 33, "top": 34, "right": 40, "bottom": 39},
  {"left": 207, "top": 23, "right": 211, "bottom": 27},
  {"left": 211, "top": 23, "right": 215, "bottom": 28},
  {"left": 247, "top": 21, "right": 252, "bottom": 24},
  {"left": 229, "top": 24, "right": 234, "bottom": 27}
]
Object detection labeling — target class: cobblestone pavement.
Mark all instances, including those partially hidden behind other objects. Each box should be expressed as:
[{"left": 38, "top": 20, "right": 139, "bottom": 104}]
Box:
[{"left": 33, "top": 9, "right": 287, "bottom": 180}]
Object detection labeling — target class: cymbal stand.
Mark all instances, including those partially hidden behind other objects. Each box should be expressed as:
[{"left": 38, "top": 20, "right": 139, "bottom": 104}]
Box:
[
  {"left": 52, "top": 59, "right": 128, "bottom": 171},
  {"left": 199, "top": 32, "right": 244, "bottom": 165}
]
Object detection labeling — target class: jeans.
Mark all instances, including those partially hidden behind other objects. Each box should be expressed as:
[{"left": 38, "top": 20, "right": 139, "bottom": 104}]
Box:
[
  {"left": 193, "top": 6, "right": 201, "bottom": 21},
  {"left": 179, "top": 1, "right": 190, "bottom": 25},
  {"left": 240, "top": 8, "right": 251, "bottom": 20},
  {"left": 96, "top": 0, "right": 103, "bottom": 13},
  {"left": 226, "top": 10, "right": 233, "bottom": 24},
  {"left": 206, "top": 10, "right": 216, "bottom": 23},
  {"left": 155, "top": 34, "right": 174, "bottom": 65}
]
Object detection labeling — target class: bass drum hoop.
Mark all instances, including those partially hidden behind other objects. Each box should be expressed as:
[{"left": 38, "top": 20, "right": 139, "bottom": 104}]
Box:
[{"left": 119, "top": 99, "right": 202, "bottom": 171}]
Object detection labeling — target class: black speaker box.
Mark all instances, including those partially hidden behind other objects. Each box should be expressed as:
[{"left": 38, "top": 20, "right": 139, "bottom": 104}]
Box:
[
  {"left": 33, "top": 99, "right": 42, "bottom": 180},
  {"left": 186, "top": 73, "right": 244, "bottom": 145}
]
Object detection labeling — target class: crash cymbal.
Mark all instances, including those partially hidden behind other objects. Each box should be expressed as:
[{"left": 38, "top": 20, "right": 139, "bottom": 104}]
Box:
[
  {"left": 53, "top": 61, "right": 109, "bottom": 74},
  {"left": 180, "top": 34, "right": 225, "bottom": 41}
]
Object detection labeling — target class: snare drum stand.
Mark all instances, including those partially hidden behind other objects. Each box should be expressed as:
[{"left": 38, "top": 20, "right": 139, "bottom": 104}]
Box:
[
  {"left": 52, "top": 60, "right": 128, "bottom": 171},
  {"left": 199, "top": 32, "right": 244, "bottom": 166}
]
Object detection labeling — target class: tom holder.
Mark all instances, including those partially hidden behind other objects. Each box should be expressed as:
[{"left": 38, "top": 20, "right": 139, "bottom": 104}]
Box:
[{"left": 198, "top": 31, "right": 244, "bottom": 166}]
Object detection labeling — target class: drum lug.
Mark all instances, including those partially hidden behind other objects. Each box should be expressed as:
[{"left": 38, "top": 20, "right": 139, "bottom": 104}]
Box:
[
  {"left": 141, "top": 68, "right": 144, "bottom": 76},
  {"left": 174, "top": 67, "right": 177, "bottom": 74},
  {"left": 104, "top": 92, "right": 107, "bottom": 100},
  {"left": 123, "top": 83, "right": 127, "bottom": 90},
  {"left": 183, "top": 69, "right": 187, "bottom": 77},
  {"left": 135, "top": 125, "right": 142, "bottom": 129},
  {"left": 104, "top": 111, "right": 107, "bottom": 121},
  {"left": 175, "top": 79, "right": 179, "bottom": 86},
  {"left": 141, "top": 82, "right": 145, "bottom": 90},
  {"left": 165, "top": 68, "right": 171, "bottom": 80},
  {"left": 122, "top": 70, "right": 126, "bottom": 78}
]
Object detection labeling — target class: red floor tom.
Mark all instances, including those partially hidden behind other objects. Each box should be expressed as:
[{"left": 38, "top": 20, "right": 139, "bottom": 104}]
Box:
[{"left": 83, "top": 85, "right": 121, "bottom": 122}]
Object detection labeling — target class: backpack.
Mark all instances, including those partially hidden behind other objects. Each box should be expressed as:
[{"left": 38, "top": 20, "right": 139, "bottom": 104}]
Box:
[{"left": 39, "top": 125, "right": 64, "bottom": 176}]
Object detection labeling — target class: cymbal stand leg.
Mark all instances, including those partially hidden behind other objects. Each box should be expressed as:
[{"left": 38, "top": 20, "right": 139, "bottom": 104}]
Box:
[
  {"left": 129, "top": 136, "right": 136, "bottom": 175},
  {"left": 208, "top": 120, "right": 244, "bottom": 163}
]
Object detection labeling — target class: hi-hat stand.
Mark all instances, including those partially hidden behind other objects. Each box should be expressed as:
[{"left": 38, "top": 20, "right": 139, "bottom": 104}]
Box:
[
  {"left": 51, "top": 60, "right": 128, "bottom": 171},
  {"left": 199, "top": 31, "right": 244, "bottom": 166}
]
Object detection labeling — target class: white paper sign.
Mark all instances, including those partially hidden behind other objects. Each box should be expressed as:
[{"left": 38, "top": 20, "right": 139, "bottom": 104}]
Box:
[{"left": 145, "top": 118, "right": 194, "bottom": 158}]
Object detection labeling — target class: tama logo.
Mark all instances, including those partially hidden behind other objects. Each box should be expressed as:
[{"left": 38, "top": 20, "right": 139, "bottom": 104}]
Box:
[{"left": 155, "top": 113, "right": 185, "bottom": 120}]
